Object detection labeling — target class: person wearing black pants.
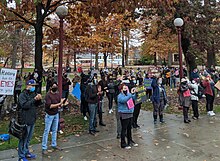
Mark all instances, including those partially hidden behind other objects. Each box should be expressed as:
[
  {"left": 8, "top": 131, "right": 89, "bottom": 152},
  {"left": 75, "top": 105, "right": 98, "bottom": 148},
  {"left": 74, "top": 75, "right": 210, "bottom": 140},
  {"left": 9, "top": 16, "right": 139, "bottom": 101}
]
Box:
[
  {"left": 133, "top": 103, "right": 141, "bottom": 128},
  {"left": 120, "top": 117, "right": 132, "bottom": 147},
  {"left": 189, "top": 80, "right": 199, "bottom": 119}
]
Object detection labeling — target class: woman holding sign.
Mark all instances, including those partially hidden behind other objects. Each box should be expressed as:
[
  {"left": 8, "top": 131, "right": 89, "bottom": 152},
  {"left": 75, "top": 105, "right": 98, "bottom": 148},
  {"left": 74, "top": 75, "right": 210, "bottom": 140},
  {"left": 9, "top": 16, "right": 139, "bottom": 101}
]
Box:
[{"left": 118, "top": 84, "right": 138, "bottom": 149}]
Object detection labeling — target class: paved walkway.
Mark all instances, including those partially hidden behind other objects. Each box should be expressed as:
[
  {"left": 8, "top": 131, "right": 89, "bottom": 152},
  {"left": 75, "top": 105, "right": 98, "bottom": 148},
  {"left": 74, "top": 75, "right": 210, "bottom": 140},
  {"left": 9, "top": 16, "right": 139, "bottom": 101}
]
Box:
[{"left": 1, "top": 109, "right": 220, "bottom": 161}]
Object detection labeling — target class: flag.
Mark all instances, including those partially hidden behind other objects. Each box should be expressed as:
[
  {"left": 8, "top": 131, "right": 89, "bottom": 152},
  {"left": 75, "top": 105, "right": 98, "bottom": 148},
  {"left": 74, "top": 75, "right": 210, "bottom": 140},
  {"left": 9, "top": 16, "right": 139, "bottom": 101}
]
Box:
[{"left": 72, "top": 82, "right": 81, "bottom": 100}]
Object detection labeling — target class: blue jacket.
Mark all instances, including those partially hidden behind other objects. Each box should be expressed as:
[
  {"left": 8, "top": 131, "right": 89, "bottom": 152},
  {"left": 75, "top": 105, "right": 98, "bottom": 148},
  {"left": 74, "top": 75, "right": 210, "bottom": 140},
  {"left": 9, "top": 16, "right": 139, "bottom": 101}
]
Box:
[
  {"left": 118, "top": 92, "right": 136, "bottom": 113},
  {"left": 151, "top": 78, "right": 167, "bottom": 104}
]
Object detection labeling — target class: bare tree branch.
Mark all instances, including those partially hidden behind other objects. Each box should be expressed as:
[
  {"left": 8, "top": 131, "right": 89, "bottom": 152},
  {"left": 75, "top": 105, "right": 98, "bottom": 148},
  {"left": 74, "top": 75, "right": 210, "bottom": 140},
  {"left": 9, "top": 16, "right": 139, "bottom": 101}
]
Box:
[{"left": 8, "top": 9, "right": 35, "bottom": 26}]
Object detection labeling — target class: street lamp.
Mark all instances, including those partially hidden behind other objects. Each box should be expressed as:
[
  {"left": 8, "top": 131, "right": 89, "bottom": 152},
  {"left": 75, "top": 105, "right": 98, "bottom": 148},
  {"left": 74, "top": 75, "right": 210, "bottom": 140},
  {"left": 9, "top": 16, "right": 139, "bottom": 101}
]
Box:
[
  {"left": 56, "top": 6, "right": 68, "bottom": 97},
  {"left": 174, "top": 18, "right": 184, "bottom": 79}
]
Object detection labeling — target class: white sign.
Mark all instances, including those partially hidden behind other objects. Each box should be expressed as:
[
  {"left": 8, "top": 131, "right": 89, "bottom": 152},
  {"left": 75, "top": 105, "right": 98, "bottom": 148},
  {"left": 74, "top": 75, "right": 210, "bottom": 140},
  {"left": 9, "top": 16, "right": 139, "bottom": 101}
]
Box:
[{"left": 0, "top": 68, "right": 17, "bottom": 95}]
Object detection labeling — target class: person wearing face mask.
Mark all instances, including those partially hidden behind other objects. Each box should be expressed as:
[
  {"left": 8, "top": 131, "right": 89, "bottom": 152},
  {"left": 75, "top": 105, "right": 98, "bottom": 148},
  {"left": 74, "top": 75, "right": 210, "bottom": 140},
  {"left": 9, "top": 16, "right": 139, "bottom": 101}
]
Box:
[
  {"left": 17, "top": 79, "right": 42, "bottom": 161},
  {"left": 62, "top": 73, "right": 71, "bottom": 99},
  {"left": 118, "top": 84, "right": 138, "bottom": 149},
  {"left": 42, "top": 82, "right": 64, "bottom": 155},
  {"left": 151, "top": 76, "right": 167, "bottom": 124},
  {"left": 85, "top": 77, "right": 100, "bottom": 135},
  {"left": 106, "top": 76, "right": 115, "bottom": 114}
]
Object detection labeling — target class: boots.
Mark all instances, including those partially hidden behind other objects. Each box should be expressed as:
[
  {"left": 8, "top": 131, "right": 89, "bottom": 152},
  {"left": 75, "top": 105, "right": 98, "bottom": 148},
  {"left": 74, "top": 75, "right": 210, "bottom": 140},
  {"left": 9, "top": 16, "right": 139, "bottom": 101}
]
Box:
[
  {"left": 153, "top": 115, "right": 157, "bottom": 124},
  {"left": 159, "top": 114, "right": 165, "bottom": 123},
  {"left": 99, "top": 113, "right": 106, "bottom": 126}
]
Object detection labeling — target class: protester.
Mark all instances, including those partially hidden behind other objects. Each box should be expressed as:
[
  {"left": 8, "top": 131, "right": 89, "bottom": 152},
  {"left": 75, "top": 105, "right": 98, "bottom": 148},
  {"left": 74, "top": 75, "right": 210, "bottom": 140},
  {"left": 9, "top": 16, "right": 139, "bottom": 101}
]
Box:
[
  {"left": 106, "top": 76, "right": 115, "bottom": 114},
  {"left": 179, "top": 78, "right": 191, "bottom": 123},
  {"left": 17, "top": 79, "right": 42, "bottom": 161},
  {"left": 62, "top": 73, "right": 71, "bottom": 99},
  {"left": 151, "top": 76, "right": 167, "bottom": 124},
  {"left": 202, "top": 75, "right": 215, "bottom": 116},
  {"left": 189, "top": 80, "right": 199, "bottom": 119},
  {"left": 118, "top": 84, "right": 138, "bottom": 149},
  {"left": 97, "top": 83, "right": 106, "bottom": 126},
  {"left": 42, "top": 82, "right": 63, "bottom": 155},
  {"left": 85, "top": 77, "right": 100, "bottom": 135}
]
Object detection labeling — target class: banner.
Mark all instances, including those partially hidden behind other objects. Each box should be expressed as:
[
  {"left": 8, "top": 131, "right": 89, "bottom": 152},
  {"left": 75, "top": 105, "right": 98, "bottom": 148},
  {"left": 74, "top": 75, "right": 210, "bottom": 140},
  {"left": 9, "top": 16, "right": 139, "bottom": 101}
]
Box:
[
  {"left": 72, "top": 82, "right": 81, "bottom": 100},
  {"left": 135, "top": 85, "right": 147, "bottom": 105},
  {"left": 144, "top": 78, "right": 153, "bottom": 90},
  {"left": 0, "top": 68, "right": 17, "bottom": 95}
]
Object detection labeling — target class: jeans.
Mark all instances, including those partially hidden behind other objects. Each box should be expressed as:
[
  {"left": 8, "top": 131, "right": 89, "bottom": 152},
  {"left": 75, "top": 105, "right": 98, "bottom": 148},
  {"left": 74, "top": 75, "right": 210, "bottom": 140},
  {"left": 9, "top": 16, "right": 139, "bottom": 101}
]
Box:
[
  {"left": 88, "top": 103, "right": 98, "bottom": 132},
  {"left": 18, "top": 125, "right": 35, "bottom": 159},
  {"left": 120, "top": 117, "right": 132, "bottom": 148},
  {"left": 42, "top": 113, "right": 59, "bottom": 150},
  {"left": 170, "top": 78, "right": 176, "bottom": 88}
]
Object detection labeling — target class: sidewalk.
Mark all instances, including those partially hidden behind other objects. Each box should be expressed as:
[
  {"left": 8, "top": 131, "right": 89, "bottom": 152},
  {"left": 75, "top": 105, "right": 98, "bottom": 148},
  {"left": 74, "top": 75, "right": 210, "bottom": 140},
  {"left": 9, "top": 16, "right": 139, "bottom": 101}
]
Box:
[{"left": 1, "top": 110, "right": 220, "bottom": 161}]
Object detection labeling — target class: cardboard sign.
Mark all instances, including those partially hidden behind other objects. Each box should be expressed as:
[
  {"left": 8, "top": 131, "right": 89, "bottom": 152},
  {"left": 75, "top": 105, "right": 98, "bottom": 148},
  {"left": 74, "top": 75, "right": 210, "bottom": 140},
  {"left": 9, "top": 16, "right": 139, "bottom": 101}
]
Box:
[
  {"left": 127, "top": 98, "right": 134, "bottom": 109},
  {"left": 0, "top": 68, "right": 17, "bottom": 95},
  {"left": 144, "top": 78, "right": 153, "bottom": 90},
  {"left": 135, "top": 85, "right": 147, "bottom": 105},
  {"left": 215, "top": 81, "right": 220, "bottom": 91}
]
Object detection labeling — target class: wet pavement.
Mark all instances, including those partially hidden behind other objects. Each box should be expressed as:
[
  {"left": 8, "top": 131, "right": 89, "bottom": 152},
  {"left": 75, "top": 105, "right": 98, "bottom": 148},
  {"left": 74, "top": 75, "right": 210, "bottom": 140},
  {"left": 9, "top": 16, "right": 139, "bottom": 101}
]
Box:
[{"left": 1, "top": 109, "right": 220, "bottom": 161}]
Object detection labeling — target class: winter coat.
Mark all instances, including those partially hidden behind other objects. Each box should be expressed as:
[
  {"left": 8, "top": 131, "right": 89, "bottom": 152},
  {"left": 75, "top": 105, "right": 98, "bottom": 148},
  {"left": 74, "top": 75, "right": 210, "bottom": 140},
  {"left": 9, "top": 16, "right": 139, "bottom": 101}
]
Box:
[
  {"left": 179, "top": 83, "right": 191, "bottom": 107},
  {"left": 151, "top": 78, "right": 167, "bottom": 105},
  {"left": 202, "top": 80, "right": 215, "bottom": 96},
  {"left": 118, "top": 92, "right": 136, "bottom": 114},
  {"left": 18, "top": 89, "right": 42, "bottom": 125},
  {"left": 189, "top": 83, "right": 199, "bottom": 101}
]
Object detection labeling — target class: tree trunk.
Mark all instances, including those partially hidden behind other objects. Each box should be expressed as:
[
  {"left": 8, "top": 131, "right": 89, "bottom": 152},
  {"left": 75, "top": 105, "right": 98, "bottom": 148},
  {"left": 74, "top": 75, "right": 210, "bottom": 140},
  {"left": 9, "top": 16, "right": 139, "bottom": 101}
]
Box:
[
  {"left": 104, "top": 52, "right": 108, "bottom": 68},
  {"left": 122, "top": 29, "right": 125, "bottom": 67},
  {"left": 11, "top": 28, "right": 20, "bottom": 69},
  {"left": 52, "top": 51, "right": 55, "bottom": 67},
  {"left": 34, "top": 4, "right": 44, "bottom": 93},
  {"left": 4, "top": 57, "right": 10, "bottom": 67},
  {"left": 74, "top": 51, "right": 77, "bottom": 71},
  {"left": 95, "top": 52, "right": 98, "bottom": 69},
  {"left": 207, "top": 43, "right": 215, "bottom": 68},
  {"left": 125, "top": 30, "right": 130, "bottom": 66},
  {"left": 154, "top": 52, "right": 157, "bottom": 66}
]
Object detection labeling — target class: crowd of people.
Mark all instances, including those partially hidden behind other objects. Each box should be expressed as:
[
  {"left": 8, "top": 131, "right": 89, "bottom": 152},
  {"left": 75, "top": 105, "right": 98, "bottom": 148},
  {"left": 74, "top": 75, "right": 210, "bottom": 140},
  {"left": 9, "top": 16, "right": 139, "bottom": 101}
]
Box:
[{"left": 1, "top": 65, "right": 220, "bottom": 160}]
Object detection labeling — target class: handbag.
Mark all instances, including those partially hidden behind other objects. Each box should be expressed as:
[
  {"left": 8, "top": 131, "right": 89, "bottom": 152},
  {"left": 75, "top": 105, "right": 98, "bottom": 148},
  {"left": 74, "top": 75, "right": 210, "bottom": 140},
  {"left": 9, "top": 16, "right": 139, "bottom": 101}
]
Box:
[
  {"left": 8, "top": 118, "right": 27, "bottom": 140},
  {"left": 127, "top": 98, "right": 135, "bottom": 109}
]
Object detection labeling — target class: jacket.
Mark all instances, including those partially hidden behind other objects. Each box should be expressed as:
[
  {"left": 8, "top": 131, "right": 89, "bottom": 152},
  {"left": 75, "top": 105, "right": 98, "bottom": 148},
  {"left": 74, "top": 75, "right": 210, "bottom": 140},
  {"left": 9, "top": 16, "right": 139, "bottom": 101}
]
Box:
[
  {"left": 62, "top": 78, "right": 71, "bottom": 91},
  {"left": 18, "top": 89, "right": 42, "bottom": 125},
  {"left": 179, "top": 82, "right": 191, "bottom": 107},
  {"left": 151, "top": 78, "right": 167, "bottom": 104},
  {"left": 118, "top": 92, "right": 136, "bottom": 113},
  {"left": 202, "top": 80, "right": 214, "bottom": 96},
  {"left": 85, "top": 84, "right": 98, "bottom": 104},
  {"left": 189, "top": 83, "right": 199, "bottom": 101}
]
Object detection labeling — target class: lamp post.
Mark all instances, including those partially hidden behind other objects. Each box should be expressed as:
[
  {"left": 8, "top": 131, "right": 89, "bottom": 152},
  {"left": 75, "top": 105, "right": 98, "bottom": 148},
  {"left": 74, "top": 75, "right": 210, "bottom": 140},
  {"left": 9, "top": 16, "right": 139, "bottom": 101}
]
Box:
[
  {"left": 56, "top": 6, "right": 68, "bottom": 97},
  {"left": 174, "top": 18, "right": 184, "bottom": 79}
]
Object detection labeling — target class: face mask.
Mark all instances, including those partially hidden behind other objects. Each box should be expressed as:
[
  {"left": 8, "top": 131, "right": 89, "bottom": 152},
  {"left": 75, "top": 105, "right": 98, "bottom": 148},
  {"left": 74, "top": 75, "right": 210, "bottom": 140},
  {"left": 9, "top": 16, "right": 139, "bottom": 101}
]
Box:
[
  {"left": 123, "top": 90, "right": 127, "bottom": 95},
  {"left": 29, "top": 87, "right": 35, "bottom": 92},
  {"left": 93, "top": 79, "right": 97, "bottom": 85},
  {"left": 51, "top": 87, "right": 58, "bottom": 93}
]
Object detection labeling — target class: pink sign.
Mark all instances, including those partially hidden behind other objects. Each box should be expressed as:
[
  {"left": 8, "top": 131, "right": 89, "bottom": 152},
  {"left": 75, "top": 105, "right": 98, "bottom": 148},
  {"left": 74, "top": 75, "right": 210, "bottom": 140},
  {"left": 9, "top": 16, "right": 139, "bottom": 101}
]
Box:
[
  {"left": 183, "top": 89, "right": 191, "bottom": 97},
  {"left": 127, "top": 98, "right": 134, "bottom": 109}
]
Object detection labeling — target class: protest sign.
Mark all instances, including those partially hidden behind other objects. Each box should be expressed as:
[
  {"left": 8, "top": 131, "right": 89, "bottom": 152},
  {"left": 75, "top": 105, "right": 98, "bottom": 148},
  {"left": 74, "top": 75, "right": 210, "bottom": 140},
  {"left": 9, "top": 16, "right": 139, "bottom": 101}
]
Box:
[
  {"left": 72, "top": 82, "right": 81, "bottom": 100},
  {"left": 144, "top": 78, "right": 153, "bottom": 90},
  {"left": 135, "top": 85, "right": 147, "bottom": 105},
  {"left": 0, "top": 68, "right": 17, "bottom": 95},
  {"left": 215, "top": 81, "right": 220, "bottom": 91}
]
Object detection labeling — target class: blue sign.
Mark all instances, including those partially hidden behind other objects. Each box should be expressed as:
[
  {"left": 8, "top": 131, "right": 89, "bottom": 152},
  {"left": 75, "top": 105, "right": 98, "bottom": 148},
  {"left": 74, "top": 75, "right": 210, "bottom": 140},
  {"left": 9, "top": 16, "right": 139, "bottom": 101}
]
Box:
[
  {"left": 72, "top": 82, "right": 81, "bottom": 100},
  {"left": 144, "top": 78, "right": 153, "bottom": 90}
]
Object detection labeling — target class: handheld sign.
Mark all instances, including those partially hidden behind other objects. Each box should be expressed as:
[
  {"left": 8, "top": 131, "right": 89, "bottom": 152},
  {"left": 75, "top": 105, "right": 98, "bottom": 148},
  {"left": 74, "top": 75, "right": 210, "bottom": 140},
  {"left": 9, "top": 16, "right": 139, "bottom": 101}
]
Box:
[
  {"left": 72, "top": 82, "right": 81, "bottom": 100},
  {"left": 135, "top": 85, "right": 147, "bottom": 105},
  {"left": 0, "top": 68, "right": 17, "bottom": 95},
  {"left": 144, "top": 78, "right": 153, "bottom": 90}
]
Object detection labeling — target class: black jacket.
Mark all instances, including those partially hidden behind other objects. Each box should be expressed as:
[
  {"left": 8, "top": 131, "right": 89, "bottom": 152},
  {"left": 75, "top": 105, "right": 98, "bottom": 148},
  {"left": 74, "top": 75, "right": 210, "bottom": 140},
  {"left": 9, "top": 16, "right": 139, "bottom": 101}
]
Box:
[
  {"left": 18, "top": 89, "right": 42, "bottom": 125},
  {"left": 85, "top": 84, "right": 98, "bottom": 104}
]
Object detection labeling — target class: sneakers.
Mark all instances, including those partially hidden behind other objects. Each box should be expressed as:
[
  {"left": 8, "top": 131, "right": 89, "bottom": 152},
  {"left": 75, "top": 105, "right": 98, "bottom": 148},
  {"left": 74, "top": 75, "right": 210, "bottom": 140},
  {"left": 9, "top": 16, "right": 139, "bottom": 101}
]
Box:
[
  {"left": 84, "top": 116, "right": 88, "bottom": 121},
  {"left": 18, "top": 157, "right": 28, "bottom": 161},
  {"left": 209, "top": 111, "right": 215, "bottom": 116},
  {"left": 42, "top": 149, "right": 48, "bottom": 155},
  {"left": 58, "top": 130, "right": 64, "bottom": 134},
  {"left": 122, "top": 146, "right": 131, "bottom": 150},
  {"left": 26, "top": 152, "right": 36, "bottom": 159},
  {"left": 52, "top": 146, "right": 62, "bottom": 151},
  {"left": 109, "top": 109, "right": 113, "bottom": 114},
  {"left": 130, "top": 141, "right": 138, "bottom": 147}
]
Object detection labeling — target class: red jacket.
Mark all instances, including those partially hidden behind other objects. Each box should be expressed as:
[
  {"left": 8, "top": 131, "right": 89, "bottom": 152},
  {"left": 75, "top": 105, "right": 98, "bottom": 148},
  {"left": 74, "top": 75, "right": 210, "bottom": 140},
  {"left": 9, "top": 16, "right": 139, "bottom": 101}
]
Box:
[{"left": 202, "top": 80, "right": 213, "bottom": 96}]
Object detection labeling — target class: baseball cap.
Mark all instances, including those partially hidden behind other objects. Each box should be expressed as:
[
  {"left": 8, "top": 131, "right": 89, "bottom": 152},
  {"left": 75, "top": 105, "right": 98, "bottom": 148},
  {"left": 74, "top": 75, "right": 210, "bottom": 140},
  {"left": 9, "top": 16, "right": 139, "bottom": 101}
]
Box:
[{"left": 26, "top": 79, "right": 38, "bottom": 86}]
